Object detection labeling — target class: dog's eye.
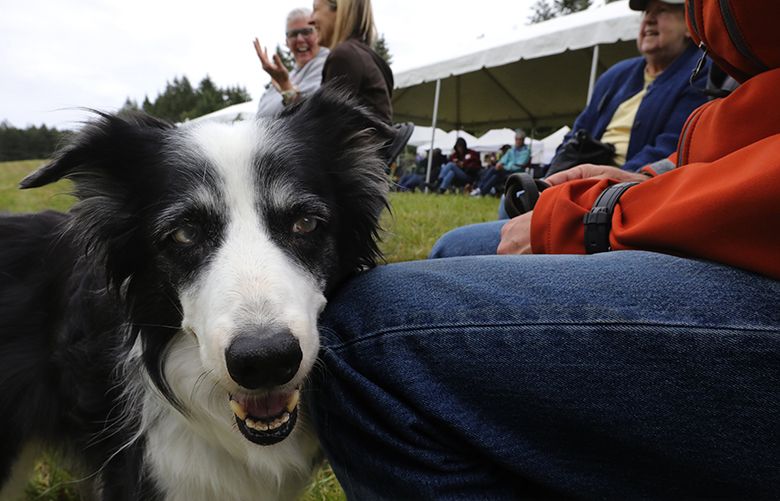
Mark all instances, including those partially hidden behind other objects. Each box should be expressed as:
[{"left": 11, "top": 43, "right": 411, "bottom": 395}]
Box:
[
  {"left": 291, "top": 216, "right": 318, "bottom": 235},
  {"left": 171, "top": 224, "right": 199, "bottom": 245}
]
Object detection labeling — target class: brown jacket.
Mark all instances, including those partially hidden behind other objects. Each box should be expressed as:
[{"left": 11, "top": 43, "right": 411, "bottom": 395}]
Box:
[{"left": 322, "top": 38, "right": 394, "bottom": 124}]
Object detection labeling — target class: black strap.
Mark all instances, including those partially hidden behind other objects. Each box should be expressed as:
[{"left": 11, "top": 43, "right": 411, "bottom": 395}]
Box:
[
  {"left": 503, "top": 173, "right": 550, "bottom": 218},
  {"left": 583, "top": 182, "right": 638, "bottom": 254}
]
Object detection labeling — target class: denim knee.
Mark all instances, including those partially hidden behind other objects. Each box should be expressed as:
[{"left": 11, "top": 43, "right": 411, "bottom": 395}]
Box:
[{"left": 429, "top": 221, "right": 505, "bottom": 258}]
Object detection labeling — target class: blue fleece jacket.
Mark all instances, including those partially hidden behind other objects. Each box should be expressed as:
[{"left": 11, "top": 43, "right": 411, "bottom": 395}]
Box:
[{"left": 561, "top": 43, "right": 710, "bottom": 172}]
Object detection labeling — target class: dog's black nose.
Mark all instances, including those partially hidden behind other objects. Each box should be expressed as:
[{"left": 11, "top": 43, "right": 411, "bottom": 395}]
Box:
[{"left": 225, "top": 328, "right": 302, "bottom": 389}]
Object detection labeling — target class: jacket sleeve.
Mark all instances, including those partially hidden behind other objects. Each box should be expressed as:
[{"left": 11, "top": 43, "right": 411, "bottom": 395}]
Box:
[{"left": 531, "top": 136, "right": 780, "bottom": 279}]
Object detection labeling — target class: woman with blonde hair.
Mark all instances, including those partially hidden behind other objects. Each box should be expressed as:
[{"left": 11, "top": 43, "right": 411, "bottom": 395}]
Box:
[{"left": 311, "top": 0, "right": 393, "bottom": 123}]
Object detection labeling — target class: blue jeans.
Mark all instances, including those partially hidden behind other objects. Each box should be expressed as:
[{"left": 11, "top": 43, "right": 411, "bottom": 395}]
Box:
[
  {"left": 396, "top": 173, "right": 424, "bottom": 191},
  {"left": 438, "top": 162, "right": 469, "bottom": 190},
  {"left": 311, "top": 251, "right": 780, "bottom": 499},
  {"left": 429, "top": 220, "right": 505, "bottom": 258},
  {"left": 476, "top": 167, "right": 508, "bottom": 195}
]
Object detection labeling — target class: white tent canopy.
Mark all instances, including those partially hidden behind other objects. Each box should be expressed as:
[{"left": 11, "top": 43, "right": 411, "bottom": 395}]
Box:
[
  {"left": 392, "top": 0, "right": 641, "bottom": 133},
  {"left": 471, "top": 128, "right": 545, "bottom": 164},
  {"left": 471, "top": 128, "right": 518, "bottom": 152},
  {"left": 415, "top": 129, "right": 478, "bottom": 156},
  {"left": 471, "top": 126, "right": 570, "bottom": 165},
  {"left": 406, "top": 125, "right": 449, "bottom": 147},
  {"left": 185, "top": 100, "right": 258, "bottom": 125},
  {"left": 537, "top": 126, "right": 570, "bottom": 164}
]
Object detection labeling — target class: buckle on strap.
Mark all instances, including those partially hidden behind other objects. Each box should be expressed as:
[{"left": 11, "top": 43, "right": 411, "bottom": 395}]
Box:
[{"left": 583, "top": 182, "right": 639, "bottom": 254}]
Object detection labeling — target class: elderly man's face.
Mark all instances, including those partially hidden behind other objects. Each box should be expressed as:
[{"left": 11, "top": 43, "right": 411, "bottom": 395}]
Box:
[
  {"left": 286, "top": 15, "right": 319, "bottom": 68},
  {"left": 637, "top": 0, "right": 689, "bottom": 66},
  {"left": 515, "top": 135, "right": 525, "bottom": 147}
]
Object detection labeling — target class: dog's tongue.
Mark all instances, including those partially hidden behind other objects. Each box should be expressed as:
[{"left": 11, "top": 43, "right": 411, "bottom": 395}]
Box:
[{"left": 239, "top": 393, "right": 290, "bottom": 419}]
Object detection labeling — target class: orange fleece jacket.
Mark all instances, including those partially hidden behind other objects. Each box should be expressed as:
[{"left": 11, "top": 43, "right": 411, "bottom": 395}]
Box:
[{"left": 531, "top": 68, "right": 780, "bottom": 280}]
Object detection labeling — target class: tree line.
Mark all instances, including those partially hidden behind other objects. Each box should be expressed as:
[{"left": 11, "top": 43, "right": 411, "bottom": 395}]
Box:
[
  {"left": 121, "top": 75, "right": 251, "bottom": 124},
  {"left": 1, "top": 76, "right": 251, "bottom": 161},
  {"left": 0, "top": 123, "right": 72, "bottom": 162},
  {"left": 529, "top": 0, "right": 621, "bottom": 23}
]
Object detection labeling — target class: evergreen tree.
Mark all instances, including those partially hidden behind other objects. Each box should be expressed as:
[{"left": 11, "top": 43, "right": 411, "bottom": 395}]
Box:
[
  {"left": 554, "top": 0, "right": 592, "bottom": 15},
  {"left": 528, "top": 0, "right": 557, "bottom": 23},
  {"left": 0, "top": 122, "right": 70, "bottom": 161},
  {"left": 190, "top": 76, "right": 225, "bottom": 119},
  {"left": 119, "top": 98, "right": 141, "bottom": 116},
  {"left": 373, "top": 34, "right": 393, "bottom": 65},
  {"left": 276, "top": 44, "right": 296, "bottom": 72},
  {"left": 134, "top": 75, "right": 249, "bottom": 123},
  {"left": 528, "top": 0, "right": 593, "bottom": 24}
]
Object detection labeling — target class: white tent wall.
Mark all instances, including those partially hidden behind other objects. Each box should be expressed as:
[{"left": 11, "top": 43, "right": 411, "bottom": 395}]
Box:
[
  {"left": 185, "top": 100, "right": 258, "bottom": 125},
  {"left": 472, "top": 126, "right": 570, "bottom": 164},
  {"left": 391, "top": 1, "right": 641, "bottom": 134},
  {"left": 415, "top": 130, "right": 479, "bottom": 156}
]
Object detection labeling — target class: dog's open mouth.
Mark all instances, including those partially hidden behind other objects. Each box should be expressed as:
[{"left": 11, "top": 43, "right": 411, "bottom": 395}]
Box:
[{"left": 229, "top": 389, "right": 300, "bottom": 446}]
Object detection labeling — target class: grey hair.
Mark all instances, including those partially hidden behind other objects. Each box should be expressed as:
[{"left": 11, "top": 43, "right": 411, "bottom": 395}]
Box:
[{"left": 287, "top": 7, "right": 312, "bottom": 25}]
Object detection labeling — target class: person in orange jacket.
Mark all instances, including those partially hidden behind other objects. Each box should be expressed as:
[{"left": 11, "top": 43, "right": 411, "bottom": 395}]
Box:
[{"left": 309, "top": 0, "right": 780, "bottom": 498}]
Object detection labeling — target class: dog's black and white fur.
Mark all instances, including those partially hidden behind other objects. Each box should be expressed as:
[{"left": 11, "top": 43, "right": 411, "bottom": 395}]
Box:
[{"left": 0, "top": 87, "right": 391, "bottom": 500}]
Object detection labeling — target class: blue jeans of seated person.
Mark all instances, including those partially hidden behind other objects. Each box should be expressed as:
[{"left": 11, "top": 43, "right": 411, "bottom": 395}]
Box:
[
  {"left": 476, "top": 167, "right": 508, "bottom": 195},
  {"left": 429, "top": 220, "right": 505, "bottom": 258},
  {"left": 438, "top": 162, "right": 469, "bottom": 191},
  {"left": 310, "top": 252, "right": 780, "bottom": 499},
  {"left": 396, "top": 173, "right": 424, "bottom": 191}
]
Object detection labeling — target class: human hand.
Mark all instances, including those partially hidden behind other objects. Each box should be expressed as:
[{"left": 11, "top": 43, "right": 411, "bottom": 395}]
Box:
[
  {"left": 253, "top": 38, "right": 291, "bottom": 89},
  {"left": 545, "top": 164, "right": 649, "bottom": 186},
  {"left": 495, "top": 162, "right": 505, "bottom": 171},
  {"left": 497, "top": 212, "right": 533, "bottom": 255}
]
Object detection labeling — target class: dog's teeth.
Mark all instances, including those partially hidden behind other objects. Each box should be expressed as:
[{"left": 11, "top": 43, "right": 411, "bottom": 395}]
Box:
[
  {"left": 230, "top": 399, "right": 248, "bottom": 421},
  {"left": 286, "top": 390, "right": 300, "bottom": 413},
  {"left": 267, "top": 412, "right": 291, "bottom": 431},
  {"left": 247, "top": 418, "right": 270, "bottom": 432}
]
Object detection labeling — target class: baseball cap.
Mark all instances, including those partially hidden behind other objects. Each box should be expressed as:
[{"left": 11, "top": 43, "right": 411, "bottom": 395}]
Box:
[{"left": 629, "top": 0, "right": 685, "bottom": 11}]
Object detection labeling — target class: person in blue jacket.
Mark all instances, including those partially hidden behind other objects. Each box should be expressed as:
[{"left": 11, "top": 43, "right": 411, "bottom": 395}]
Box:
[
  {"left": 556, "top": 0, "right": 709, "bottom": 172},
  {"left": 493, "top": 0, "right": 709, "bottom": 219}
]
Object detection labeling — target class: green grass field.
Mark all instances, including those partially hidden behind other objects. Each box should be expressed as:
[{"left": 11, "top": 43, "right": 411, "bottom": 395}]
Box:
[{"left": 0, "top": 160, "right": 500, "bottom": 500}]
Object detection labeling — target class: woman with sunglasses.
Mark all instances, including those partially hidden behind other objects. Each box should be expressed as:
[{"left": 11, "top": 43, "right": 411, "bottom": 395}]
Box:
[
  {"left": 311, "top": 0, "right": 393, "bottom": 124},
  {"left": 253, "top": 8, "right": 329, "bottom": 117}
]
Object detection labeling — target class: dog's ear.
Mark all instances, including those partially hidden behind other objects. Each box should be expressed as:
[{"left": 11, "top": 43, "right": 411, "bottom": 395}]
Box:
[
  {"left": 20, "top": 112, "right": 174, "bottom": 291},
  {"left": 281, "top": 84, "right": 393, "bottom": 278},
  {"left": 20, "top": 111, "right": 172, "bottom": 192}
]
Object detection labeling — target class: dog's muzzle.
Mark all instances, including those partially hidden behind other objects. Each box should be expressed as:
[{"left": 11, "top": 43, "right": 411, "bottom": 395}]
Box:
[{"left": 225, "top": 328, "right": 303, "bottom": 445}]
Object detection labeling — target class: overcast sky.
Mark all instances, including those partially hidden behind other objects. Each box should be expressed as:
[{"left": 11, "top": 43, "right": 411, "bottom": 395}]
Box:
[{"left": 0, "top": 0, "right": 542, "bottom": 129}]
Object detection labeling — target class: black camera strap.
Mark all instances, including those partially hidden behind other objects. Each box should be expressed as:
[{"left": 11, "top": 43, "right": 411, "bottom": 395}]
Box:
[{"left": 583, "top": 182, "right": 638, "bottom": 254}]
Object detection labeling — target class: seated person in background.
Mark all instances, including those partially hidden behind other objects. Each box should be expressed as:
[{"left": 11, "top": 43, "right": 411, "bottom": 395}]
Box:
[
  {"left": 550, "top": 0, "right": 709, "bottom": 173},
  {"left": 396, "top": 148, "right": 446, "bottom": 192},
  {"left": 471, "top": 129, "right": 529, "bottom": 196},
  {"left": 435, "top": 137, "right": 482, "bottom": 193},
  {"left": 254, "top": 8, "right": 329, "bottom": 117}
]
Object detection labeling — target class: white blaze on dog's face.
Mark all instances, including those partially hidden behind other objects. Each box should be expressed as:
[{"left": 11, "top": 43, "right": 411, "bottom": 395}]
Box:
[{"left": 165, "top": 120, "right": 331, "bottom": 445}]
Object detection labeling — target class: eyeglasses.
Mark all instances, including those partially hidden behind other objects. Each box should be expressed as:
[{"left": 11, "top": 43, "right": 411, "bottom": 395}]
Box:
[{"left": 286, "top": 27, "right": 315, "bottom": 39}]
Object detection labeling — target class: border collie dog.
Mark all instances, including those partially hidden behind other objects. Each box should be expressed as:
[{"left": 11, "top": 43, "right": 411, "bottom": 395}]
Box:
[{"left": 0, "top": 88, "right": 391, "bottom": 500}]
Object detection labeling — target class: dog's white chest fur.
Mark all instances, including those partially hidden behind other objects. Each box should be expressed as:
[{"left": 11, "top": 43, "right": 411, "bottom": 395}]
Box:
[{"left": 143, "top": 401, "right": 320, "bottom": 501}]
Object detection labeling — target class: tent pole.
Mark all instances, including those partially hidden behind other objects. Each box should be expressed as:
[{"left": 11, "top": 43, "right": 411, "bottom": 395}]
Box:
[
  {"left": 587, "top": 44, "right": 600, "bottom": 105},
  {"left": 425, "top": 78, "right": 442, "bottom": 192}
]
